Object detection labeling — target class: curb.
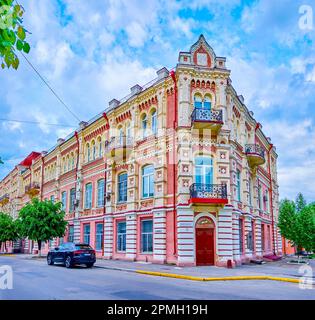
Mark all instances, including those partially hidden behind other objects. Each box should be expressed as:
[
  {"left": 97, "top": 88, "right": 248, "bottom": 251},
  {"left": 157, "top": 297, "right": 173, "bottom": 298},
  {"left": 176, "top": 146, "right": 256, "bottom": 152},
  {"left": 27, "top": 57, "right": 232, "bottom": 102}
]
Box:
[{"left": 136, "top": 270, "right": 301, "bottom": 284}]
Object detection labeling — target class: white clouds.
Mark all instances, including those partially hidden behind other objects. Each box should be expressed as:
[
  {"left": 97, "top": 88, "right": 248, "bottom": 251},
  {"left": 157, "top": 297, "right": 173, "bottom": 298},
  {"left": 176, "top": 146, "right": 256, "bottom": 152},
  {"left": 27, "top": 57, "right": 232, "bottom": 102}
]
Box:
[{"left": 125, "top": 22, "right": 148, "bottom": 47}]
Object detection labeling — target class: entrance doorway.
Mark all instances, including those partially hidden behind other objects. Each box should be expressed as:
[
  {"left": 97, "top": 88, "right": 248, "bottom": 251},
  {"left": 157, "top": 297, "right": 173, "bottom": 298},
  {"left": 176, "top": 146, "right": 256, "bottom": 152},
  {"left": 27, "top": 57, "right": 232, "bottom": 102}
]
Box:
[{"left": 195, "top": 216, "right": 215, "bottom": 266}]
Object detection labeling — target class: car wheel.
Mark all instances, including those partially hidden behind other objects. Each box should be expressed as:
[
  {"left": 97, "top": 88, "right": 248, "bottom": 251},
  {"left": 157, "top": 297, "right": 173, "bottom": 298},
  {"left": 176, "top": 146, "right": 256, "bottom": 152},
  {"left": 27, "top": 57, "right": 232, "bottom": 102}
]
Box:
[
  {"left": 65, "top": 256, "right": 73, "bottom": 268},
  {"left": 47, "top": 254, "right": 54, "bottom": 265},
  {"left": 86, "top": 263, "right": 94, "bottom": 268}
]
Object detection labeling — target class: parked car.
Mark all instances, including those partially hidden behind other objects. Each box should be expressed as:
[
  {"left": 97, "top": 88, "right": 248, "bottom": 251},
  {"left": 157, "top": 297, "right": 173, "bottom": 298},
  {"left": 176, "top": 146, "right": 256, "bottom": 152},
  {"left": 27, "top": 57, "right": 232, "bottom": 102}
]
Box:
[{"left": 47, "top": 242, "right": 96, "bottom": 268}]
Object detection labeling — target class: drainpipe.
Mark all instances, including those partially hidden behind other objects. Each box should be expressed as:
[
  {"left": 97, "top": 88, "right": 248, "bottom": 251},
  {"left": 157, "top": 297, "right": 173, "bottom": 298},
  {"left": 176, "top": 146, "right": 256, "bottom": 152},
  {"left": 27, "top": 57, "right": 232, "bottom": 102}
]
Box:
[
  {"left": 74, "top": 131, "right": 80, "bottom": 209},
  {"left": 102, "top": 112, "right": 110, "bottom": 257},
  {"left": 267, "top": 144, "right": 276, "bottom": 255},
  {"left": 170, "top": 70, "right": 178, "bottom": 256}
]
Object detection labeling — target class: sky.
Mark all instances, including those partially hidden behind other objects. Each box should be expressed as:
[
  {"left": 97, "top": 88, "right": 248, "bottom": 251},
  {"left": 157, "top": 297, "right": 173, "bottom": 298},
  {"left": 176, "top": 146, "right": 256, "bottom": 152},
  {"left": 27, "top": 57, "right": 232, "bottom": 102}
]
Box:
[{"left": 0, "top": 0, "right": 314, "bottom": 202}]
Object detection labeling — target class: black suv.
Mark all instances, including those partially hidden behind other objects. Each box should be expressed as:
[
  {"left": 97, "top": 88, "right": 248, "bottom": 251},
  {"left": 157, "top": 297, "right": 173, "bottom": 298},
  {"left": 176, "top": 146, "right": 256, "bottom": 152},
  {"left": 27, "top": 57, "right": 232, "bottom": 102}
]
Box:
[{"left": 47, "top": 243, "right": 96, "bottom": 268}]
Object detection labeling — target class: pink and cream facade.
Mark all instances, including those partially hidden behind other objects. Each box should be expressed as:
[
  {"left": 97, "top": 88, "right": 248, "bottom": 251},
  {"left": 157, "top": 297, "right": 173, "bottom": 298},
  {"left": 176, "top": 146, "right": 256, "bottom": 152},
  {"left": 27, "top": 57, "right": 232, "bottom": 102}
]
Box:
[{"left": 0, "top": 35, "right": 282, "bottom": 267}]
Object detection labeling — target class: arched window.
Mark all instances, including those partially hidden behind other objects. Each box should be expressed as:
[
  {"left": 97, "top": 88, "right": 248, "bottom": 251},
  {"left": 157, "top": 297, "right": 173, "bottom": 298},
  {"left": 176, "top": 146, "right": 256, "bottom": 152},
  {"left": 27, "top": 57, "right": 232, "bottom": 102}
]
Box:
[
  {"left": 70, "top": 153, "right": 74, "bottom": 169},
  {"left": 195, "top": 156, "right": 213, "bottom": 185},
  {"left": 118, "top": 126, "right": 124, "bottom": 145},
  {"left": 151, "top": 110, "right": 157, "bottom": 135},
  {"left": 141, "top": 114, "right": 147, "bottom": 138},
  {"left": 126, "top": 123, "right": 131, "bottom": 143},
  {"left": 67, "top": 156, "right": 70, "bottom": 171},
  {"left": 203, "top": 95, "right": 211, "bottom": 110},
  {"left": 86, "top": 143, "right": 90, "bottom": 162},
  {"left": 194, "top": 94, "right": 202, "bottom": 109},
  {"left": 97, "top": 179, "right": 105, "bottom": 207},
  {"left": 91, "top": 140, "right": 96, "bottom": 160},
  {"left": 118, "top": 173, "right": 128, "bottom": 203},
  {"left": 63, "top": 157, "right": 66, "bottom": 173},
  {"left": 98, "top": 137, "right": 102, "bottom": 157},
  {"left": 142, "top": 165, "right": 154, "bottom": 198}
]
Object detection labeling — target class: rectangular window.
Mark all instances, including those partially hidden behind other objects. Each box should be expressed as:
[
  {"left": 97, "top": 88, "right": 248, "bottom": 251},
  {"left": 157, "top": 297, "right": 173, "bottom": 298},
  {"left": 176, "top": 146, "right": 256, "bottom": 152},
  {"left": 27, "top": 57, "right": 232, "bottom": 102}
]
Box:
[
  {"left": 68, "top": 225, "right": 74, "bottom": 242},
  {"left": 69, "top": 188, "right": 76, "bottom": 212},
  {"left": 142, "top": 166, "right": 154, "bottom": 198},
  {"left": 61, "top": 191, "right": 67, "bottom": 211},
  {"left": 239, "top": 218, "right": 244, "bottom": 254},
  {"left": 50, "top": 195, "right": 55, "bottom": 203},
  {"left": 141, "top": 220, "right": 153, "bottom": 253},
  {"left": 117, "top": 221, "right": 126, "bottom": 252},
  {"left": 85, "top": 183, "right": 92, "bottom": 209},
  {"left": 258, "top": 183, "right": 262, "bottom": 209},
  {"left": 236, "top": 170, "right": 241, "bottom": 201},
  {"left": 118, "top": 173, "right": 128, "bottom": 202},
  {"left": 83, "top": 224, "right": 90, "bottom": 244},
  {"left": 95, "top": 223, "right": 103, "bottom": 251},
  {"left": 97, "top": 179, "right": 105, "bottom": 207},
  {"left": 261, "top": 224, "right": 265, "bottom": 251}
]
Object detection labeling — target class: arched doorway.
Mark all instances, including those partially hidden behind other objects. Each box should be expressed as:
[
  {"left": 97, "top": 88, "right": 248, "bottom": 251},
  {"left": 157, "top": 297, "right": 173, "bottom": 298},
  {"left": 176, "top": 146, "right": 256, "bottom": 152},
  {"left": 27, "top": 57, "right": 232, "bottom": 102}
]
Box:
[{"left": 195, "top": 216, "right": 215, "bottom": 266}]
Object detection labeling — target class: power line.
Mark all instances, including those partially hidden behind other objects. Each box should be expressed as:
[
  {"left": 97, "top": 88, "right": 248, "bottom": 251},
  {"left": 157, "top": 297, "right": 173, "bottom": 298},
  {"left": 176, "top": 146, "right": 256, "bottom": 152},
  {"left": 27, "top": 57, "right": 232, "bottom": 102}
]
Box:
[
  {"left": 0, "top": 118, "right": 76, "bottom": 127},
  {"left": 20, "top": 52, "right": 81, "bottom": 122}
]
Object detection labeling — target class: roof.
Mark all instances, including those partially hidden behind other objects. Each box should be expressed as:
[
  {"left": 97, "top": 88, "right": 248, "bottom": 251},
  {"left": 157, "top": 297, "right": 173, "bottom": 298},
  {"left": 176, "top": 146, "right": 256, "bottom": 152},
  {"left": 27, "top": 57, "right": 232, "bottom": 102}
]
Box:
[{"left": 19, "top": 152, "right": 41, "bottom": 167}]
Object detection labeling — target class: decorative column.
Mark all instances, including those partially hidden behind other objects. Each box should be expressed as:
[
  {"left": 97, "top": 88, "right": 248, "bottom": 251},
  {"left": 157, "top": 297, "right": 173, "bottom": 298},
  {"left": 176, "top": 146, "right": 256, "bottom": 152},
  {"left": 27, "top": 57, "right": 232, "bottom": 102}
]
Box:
[
  {"left": 217, "top": 205, "right": 234, "bottom": 267},
  {"left": 176, "top": 206, "right": 194, "bottom": 266},
  {"left": 153, "top": 209, "right": 166, "bottom": 263},
  {"left": 125, "top": 213, "right": 137, "bottom": 261},
  {"left": 255, "top": 218, "right": 263, "bottom": 257},
  {"left": 103, "top": 216, "right": 113, "bottom": 259},
  {"left": 232, "top": 211, "right": 241, "bottom": 264}
]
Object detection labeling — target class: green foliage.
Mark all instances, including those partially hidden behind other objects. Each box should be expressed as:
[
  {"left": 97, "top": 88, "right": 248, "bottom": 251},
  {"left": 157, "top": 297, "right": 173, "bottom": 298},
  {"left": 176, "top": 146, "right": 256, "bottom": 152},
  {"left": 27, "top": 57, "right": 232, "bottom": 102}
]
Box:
[
  {"left": 279, "top": 195, "right": 315, "bottom": 254},
  {"left": 0, "top": 212, "right": 19, "bottom": 245},
  {"left": 295, "top": 192, "right": 307, "bottom": 213},
  {"left": 0, "top": 0, "right": 30, "bottom": 69},
  {"left": 18, "top": 198, "right": 67, "bottom": 253}
]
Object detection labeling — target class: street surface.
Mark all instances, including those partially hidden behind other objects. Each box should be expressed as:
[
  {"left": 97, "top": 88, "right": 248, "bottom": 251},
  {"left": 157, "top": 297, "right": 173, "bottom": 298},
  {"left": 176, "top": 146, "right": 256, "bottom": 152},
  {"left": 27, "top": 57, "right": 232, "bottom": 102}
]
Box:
[{"left": 0, "top": 256, "right": 314, "bottom": 300}]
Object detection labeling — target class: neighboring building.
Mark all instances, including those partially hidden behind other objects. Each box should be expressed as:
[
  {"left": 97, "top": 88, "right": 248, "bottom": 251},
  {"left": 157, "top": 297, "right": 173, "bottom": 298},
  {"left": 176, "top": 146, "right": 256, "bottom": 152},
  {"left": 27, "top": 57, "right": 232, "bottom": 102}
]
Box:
[{"left": 0, "top": 35, "right": 282, "bottom": 266}]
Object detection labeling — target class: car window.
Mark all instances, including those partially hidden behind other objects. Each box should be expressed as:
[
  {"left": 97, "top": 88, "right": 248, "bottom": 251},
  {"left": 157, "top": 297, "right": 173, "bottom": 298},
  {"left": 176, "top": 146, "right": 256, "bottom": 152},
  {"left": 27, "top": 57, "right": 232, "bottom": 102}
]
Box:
[
  {"left": 64, "top": 243, "right": 74, "bottom": 250},
  {"left": 75, "top": 244, "right": 93, "bottom": 250},
  {"left": 58, "top": 244, "right": 65, "bottom": 250}
]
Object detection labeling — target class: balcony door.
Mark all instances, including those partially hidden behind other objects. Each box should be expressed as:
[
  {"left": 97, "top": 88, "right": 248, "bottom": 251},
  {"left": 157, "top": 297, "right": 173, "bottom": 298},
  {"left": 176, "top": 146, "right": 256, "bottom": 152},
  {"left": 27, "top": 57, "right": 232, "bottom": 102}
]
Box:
[{"left": 195, "top": 156, "right": 213, "bottom": 185}]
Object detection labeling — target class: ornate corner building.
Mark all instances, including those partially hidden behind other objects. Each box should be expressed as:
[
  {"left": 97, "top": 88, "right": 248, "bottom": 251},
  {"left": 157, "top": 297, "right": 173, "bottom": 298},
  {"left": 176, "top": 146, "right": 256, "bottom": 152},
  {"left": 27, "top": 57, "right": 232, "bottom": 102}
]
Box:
[{"left": 0, "top": 35, "right": 282, "bottom": 267}]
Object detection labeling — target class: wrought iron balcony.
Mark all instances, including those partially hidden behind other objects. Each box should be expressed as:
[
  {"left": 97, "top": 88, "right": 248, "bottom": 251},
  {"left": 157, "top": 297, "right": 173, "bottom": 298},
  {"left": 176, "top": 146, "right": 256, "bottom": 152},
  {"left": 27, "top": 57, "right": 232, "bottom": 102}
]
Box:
[
  {"left": 245, "top": 144, "right": 265, "bottom": 167},
  {"left": 191, "top": 108, "right": 223, "bottom": 131},
  {"left": 0, "top": 193, "right": 9, "bottom": 206},
  {"left": 25, "top": 182, "right": 41, "bottom": 196},
  {"left": 189, "top": 183, "right": 228, "bottom": 204},
  {"left": 105, "top": 136, "right": 133, "bottom": 159}
]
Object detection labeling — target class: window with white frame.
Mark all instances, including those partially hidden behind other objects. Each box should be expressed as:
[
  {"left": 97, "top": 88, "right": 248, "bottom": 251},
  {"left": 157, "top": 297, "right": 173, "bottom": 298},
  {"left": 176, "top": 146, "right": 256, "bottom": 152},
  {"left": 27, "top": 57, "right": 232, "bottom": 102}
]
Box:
[
  {"left": 95, "top": 223, "right": 103, "bottom": 251},
  {"left": 85, "top": 183, "right": 92, "bottom": 209},
  {"left": 195, "top": 156, "right": 213, "bottom": 185},
  {"left": 83, "top": 224, "right": 90, "bottom": 244},
  {"left": 203, "top": 95, "right": 211, "bottom": 109},
  {"left": 118, "top": 173, "right": 127, "bottom": 202},
  {"left": 142, "top": 165, "right": 154, "bottom": 198},
  {"left": 141, "top": 114, "right": 147, "bottom": 138},
  {"left": 141, "top": 219, "right": 153, "bottom": 253},
  {"left": 151, "top": 110, "right": 157, "bottom": 135},
  {"left": 69, "top": 188, "right": 76, "bottom": 212},
  {"left": 236, "top": 170, "right": 241, "bottom": 201},
  {"left": 92, "top": 141, "right": 96, "bottom": 160},
  {"left": 86, "top": 143, "right": 90, "bottom": 162},
  {"left": 194, "top": 94, "right": 202, "bottom": 109},
  {"left": 61, "top": 191, "right": 67, "bottom": 211},
  {"left": 98, "top": 137, "right": 102, "bottom": 157},
  {"left": 97, "top": 179, "right": 105, "bottom": 207},
  {"left": 68, "top": 225, "right": 74, "bottom": 242},
  {"left": 117, "top": 221, "right": 126, "bottom": 252}
]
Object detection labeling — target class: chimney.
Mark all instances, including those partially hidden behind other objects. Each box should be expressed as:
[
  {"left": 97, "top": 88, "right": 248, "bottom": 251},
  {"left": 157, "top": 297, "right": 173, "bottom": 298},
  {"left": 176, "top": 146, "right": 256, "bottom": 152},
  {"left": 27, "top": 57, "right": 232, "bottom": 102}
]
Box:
[
  {"left": 57, "top": 138, "right": 65, "bottom": 145},
  {"left": 79, "top": 121, "right": 88, "bottom": 129},
  {"left": 238, "top": 95, "right": 244, "bottom": 103},
  {"left": 109, "top": 99, "right": 120, "bottom": 109},
  {"left": 41, "top": 151, "right": 47, "bottom": 157},
  {"left": 156, "top": 67, "right": 169, "bottom": 80},
  {"left": 130, "top": 84, "right": 142, "bottom": 95}
]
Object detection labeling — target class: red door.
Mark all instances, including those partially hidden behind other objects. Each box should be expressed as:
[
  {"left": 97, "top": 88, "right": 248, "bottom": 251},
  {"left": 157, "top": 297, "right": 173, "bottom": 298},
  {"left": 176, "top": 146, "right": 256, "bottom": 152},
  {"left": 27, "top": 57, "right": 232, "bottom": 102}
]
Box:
[{"left": 196, "top": 228, "right": 215, "bottom": 265}]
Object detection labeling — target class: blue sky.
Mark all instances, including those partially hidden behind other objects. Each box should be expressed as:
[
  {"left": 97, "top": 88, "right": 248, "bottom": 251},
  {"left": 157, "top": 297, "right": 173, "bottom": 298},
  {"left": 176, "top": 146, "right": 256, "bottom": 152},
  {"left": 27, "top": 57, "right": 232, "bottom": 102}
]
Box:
[{"left": 0, "top": 0, "right": 314, "bottom": 202}]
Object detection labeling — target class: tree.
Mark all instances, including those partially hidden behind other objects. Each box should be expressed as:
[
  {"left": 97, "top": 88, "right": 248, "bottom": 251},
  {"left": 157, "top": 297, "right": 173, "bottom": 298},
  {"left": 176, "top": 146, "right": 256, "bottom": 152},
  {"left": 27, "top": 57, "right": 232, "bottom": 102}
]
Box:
[
  {"left": 0, "top": 212, "right": 19, "bottom": 252},
  {"left": 295, "top": 193, "right": 306, "bottom": 213},
  {"left": 278, "top": 199, "right": 297, "bottom": 245},
  {"left": 18, "top": 198, "right": 67, "bottom": 256},
  {"left": 297, "top": 204, "right": 315, "bottom": 253},
  {"left": 0, "top": 0, "right": 30, "bottom": 69}
]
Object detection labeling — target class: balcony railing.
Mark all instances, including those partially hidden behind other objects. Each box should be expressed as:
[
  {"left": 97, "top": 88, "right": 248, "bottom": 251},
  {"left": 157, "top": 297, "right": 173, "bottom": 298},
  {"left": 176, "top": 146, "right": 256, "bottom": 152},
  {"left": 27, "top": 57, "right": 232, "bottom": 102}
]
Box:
[
  {"left": 189, "top": 183, "right": 228, "bottom": 203},
  {"left": 191, "top": 108, "right": 223, "bottom": 123},
  {"left": 245, "top": 144, "right": 265, "bottom": 167},
  {"left": 25, "top": 182, "right": 40, "bottom": 195},
  {"left": 105, "top": 136, "right": 133, "bottom": 152},
  {"left": 0, "top": 193, "right": 9, "bottom": 205}
]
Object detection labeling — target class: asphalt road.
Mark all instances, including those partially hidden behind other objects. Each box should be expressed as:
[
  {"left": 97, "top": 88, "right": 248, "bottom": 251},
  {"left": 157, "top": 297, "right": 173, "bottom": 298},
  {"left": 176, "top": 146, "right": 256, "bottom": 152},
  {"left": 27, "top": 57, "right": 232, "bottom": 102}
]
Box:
[{"left": 0, "top": 256, "right": 314, "bottom": 300}]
